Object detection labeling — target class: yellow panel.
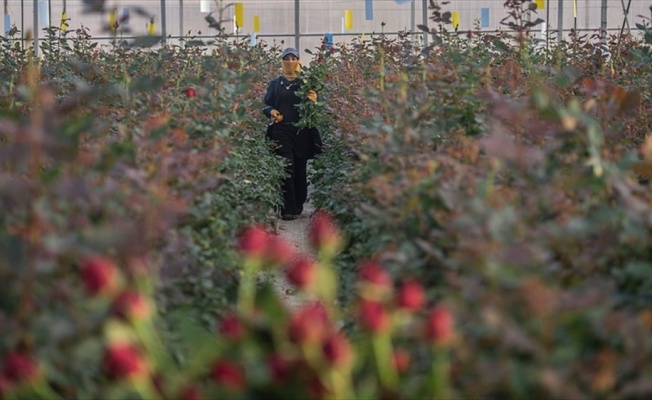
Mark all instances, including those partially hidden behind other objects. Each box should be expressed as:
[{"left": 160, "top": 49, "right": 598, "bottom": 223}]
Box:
[
  {"left": 452, "top": 11, "right": 459, "bottom": 29},
  {"left": 345, "top": 10, "right": 353, "bottom": 31},
  {"left": 60, "top": 12, "right": 68, "bottom": 30},
  {"left": 253, "top": 15, "right": 260, "bottom": 33},
  {"left": 109, "top": 9, "right": 116, "bottom": 32},
  {"left": 535, "top": 0, "right": 545, "bottom": 9},
  {"left": 235, "top": 3, "right": 244, "bottom": 29}
]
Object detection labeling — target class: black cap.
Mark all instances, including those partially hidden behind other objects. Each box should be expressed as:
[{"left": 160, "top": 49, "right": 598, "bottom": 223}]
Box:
[{"left": 281, "top": 47, "right": 300, "bottom": 58}]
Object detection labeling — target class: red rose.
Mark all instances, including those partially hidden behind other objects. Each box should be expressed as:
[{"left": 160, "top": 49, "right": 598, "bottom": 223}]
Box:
[
  {"left": 309, "top": 211, "right": 341, "bottom": 254},
  {"left": 358, "top": 260, "right": 393, "bottom": 300},
  {"left": 218, "top": 312, "right": 245, "bottom": 341},
  {"left": 393, "top": 348, "right": 411, "bottom": 374},
  {"left": 288, "top": 302, "right": 330, "bottom": 344},
  {"left": 322, "top": 333, "right": 352, "bottom": 366},
  {"left": 103, "top": 343, "right": 149, "bottom": 382},
  {"left": 285, "top": 257, "right": 317, "bottom": 289},
  {"left": 265, "top": 235, "right": 296, "bottom": 266},
  {"left": 267, "top": 353, "right": 295, "bottom": 383},
  {"left": 424, "top": 306, "right": 455, "bottom": 347},
  {"left": 359, "top": 261, "right": 392, "bottom": 289},
  {"left": 80, "top": 255, "right": 121, "bottom": 296},
  {"left": 180, "top": 385, "right": 203, "bottom": 400},
  {"left": 395, "top": 279, "right": 425, "bottom": 312},
  {"left": 210, "top": 360, "right": 245, "bottom": 391},
  {"left": 112, "top": 289, "right": 152, "bottom": 321},
  {"left": 358, "top": 299, "right": 391, "bottom": 334},
  {"left": 237, "top": 226, "right": 271, "bottom": 260}
]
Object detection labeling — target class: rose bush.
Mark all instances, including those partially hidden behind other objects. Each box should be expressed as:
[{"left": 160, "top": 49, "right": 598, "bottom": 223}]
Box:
[{"left": 1, "top": 1, "right": 652, "bottom": 399}]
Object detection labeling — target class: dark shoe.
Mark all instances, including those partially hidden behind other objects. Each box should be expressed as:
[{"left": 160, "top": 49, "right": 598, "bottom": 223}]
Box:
[{"left": 281, "top": 214, "right": 297, "bottom": 221}]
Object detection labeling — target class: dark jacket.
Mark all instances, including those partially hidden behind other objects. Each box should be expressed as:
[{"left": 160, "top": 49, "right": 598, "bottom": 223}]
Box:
[{"left": 263, "top": 75, "right": 323, "bottom": 159}]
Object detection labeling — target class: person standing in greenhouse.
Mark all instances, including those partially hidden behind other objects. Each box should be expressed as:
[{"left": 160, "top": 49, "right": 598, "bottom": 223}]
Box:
[{"left": 263, "top": 47, "right": 322, "bottom": 221}]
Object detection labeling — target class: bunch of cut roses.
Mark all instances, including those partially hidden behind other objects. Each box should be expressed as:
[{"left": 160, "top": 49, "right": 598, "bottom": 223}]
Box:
[{"left": 294, "top": 42, "right": 337, "bottom": 131}]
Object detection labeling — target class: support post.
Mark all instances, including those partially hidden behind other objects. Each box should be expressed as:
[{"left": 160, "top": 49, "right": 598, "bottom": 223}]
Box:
[
  {"left": 600, "top": 0, "right": 607, "bottom": 42},
  {"left": 294, "top": 0, "right": 299, "bottom": 50},
  {"left": 557, "top": 0, "right": 563, "bottom": 43},
  {"left": 422, "top": 0, "right": 428, "bottom": 47},
  {"left": 411, "top": 0, "right": 415, "bottom": 43},
  {"left": 546, "top": 0, "right": 550, "bottom": 54},
  {"left": 180, "top": 0, "right": 184, "bottom": 42},
  {"left": 160, "top": 0, "right": 166, "bottom": 44},
  {"left": 33, "top": 0, "right": 38, "bottom": 56}
]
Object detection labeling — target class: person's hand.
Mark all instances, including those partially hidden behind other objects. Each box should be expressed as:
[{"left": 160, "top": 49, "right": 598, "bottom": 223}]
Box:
[
  {"left": 307, "top": 90, "right": 318, "bottom": 103},
  {"left": 271, "top": 109, "right": 283, "bottom": 123}
]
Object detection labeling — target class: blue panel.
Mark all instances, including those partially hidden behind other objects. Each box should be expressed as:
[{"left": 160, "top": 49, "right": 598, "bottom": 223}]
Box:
[
  {"left": 122, "top": 8, "right": 130, "bottom": 27},
  {"left": 4, "top": 15, "right": 10, "bottom": 36},
  {"left": 365, "top": 0, "right": 373, "bottom": 20},
  {"left": 481, "top": 8, "right": 489, "bottom": 28},
  {"left": 324, "top": 33, "right": 333, "bottom": 49}
]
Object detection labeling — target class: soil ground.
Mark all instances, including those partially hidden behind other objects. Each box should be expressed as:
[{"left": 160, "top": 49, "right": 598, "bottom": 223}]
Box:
[{"left": 263, "top": 187, "right": 316, "bottom": 309}]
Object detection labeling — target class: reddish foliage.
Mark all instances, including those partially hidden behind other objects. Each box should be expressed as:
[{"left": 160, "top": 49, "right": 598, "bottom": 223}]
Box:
[{"left": 2, "top": 351, "right": 39, "bottom": 383}]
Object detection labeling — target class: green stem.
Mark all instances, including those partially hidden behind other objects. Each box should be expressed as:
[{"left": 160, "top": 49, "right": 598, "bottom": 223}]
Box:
[
  {"left": 237, "top": 258, "right": 260, "bottom": 315},
  {"left": 430, "top": 346, "right": 450, "bottom": 400},
  {"left": 372, "top": 333, "right": 398, "bottom": 390},
  {"left": 327, "top": 367, "right": 355, "bottom": 400}
]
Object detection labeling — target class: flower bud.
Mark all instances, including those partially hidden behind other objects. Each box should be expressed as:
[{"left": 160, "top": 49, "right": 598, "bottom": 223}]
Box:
[
  {"left": 358, "top": 260, "right": 392, "bottom": 299},
  {"left": 80, "top": 256, "right": 121, "bottom": 296},
  {"left": 322, "top": 333, "right": 353, "bottom": 367},
  {"left": 424, "top": 306, "right": 455, "bottom": 347},
  {"left": 180, "top": 385, "right": 203, "bottom": 400},
  {"left": 285, "top": 257, "right": 317, "bottom": 290},
  {"left": 218, "top": 313, "right": 245, "bottom": 342},
  {"left": 393, "top": 348, "right": 411, "bottom": 374},
  {"left": 112, "top": 289, "right": 153, "bottom": 321},
  {"left": 210, "top": 360, "right": 245, "bottom": 392},
  {"left": 267, "top": 353, "right": 295, "bottom": 383},
  {"left": 2, "top": 351, "right": 39, "bottom": 383},
  {"left": 358, "top": 299, "right": 391, "bottom": 334},
  {"left": 103, "top": 343, "right": 149, "bottom": 382},
  {"left": 288, "top": 302, "right": 330, "bottom": 344},
  {"left": 265, "top": 235, "right": 296, "bottom": 266},
  {"left": 395, "top": 279, "right": 425, "bottom": 312},
  {"left": 237, "top": 226, "right": 271, "bottom": 260},
  {"left": 309, "top": 211, "right": 341, "bottom": 255}
]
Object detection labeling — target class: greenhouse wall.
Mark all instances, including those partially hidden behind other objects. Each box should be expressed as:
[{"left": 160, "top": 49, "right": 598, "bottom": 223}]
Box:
[{"left": 1, "top": 1, "right": 648, "bottom": 53}]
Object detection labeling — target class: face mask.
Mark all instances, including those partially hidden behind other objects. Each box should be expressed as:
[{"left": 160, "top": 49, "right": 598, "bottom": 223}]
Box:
[{"left": 281, "top": 59, "right": 300, "bottom": 78}]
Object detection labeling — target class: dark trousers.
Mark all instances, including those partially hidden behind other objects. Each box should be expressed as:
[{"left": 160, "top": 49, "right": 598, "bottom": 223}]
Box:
[
  {"left": 277, "top": 149, "right": 308, "bottom": 216},
  {"left": 269, "top": 123, "right": 313, "bottom": 216}
]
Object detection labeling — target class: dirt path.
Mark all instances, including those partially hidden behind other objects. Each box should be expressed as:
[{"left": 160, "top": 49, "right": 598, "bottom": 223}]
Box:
[{"left": 264, "top": 190, "right": 316, "bottom": 310}]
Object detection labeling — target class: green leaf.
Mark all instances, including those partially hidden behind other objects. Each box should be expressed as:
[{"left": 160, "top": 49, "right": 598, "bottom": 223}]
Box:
[{"left": 129, "top": 36, "right": 163, "bottom": 48}]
